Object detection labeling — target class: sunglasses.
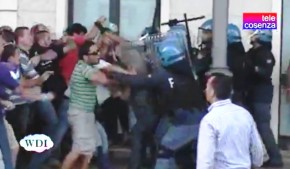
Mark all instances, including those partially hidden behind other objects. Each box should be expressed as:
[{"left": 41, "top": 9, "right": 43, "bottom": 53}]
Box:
[{"left": 88, "top": 50, "right": 100, "bottom": 56}]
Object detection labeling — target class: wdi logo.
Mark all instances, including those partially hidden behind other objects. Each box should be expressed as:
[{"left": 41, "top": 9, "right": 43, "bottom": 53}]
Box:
[
  {"left": 243, "top": 13, "right": 277, "bottom": 30},
  {"left": 20, "top": 134, "right": 54, "bottom": 153}
]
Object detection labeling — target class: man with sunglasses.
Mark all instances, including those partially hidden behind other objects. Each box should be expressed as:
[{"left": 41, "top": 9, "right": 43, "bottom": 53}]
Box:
[{"left": 62, "top": 40, "right": 113, "bottom": 169}]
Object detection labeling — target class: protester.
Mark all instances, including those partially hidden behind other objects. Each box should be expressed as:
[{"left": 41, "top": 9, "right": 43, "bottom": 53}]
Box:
[
  {"left": 27, "top": 29, "right": 70, "bottom": 168},
  {"left": 61, "top": 41, "right": 110, "bottom": 169},
  {"left": 0, "top": 58, "right": 42, "bottom": 169}
]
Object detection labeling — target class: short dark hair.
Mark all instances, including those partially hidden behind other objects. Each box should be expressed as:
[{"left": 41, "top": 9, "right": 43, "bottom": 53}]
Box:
[
  {"left": 14, "top": 26, "right": 29, "bottom": 43},
  {"left": 78, "top": 40, "right": 95, "bottom": 60},
  {"left": 30, "top": 24, "right": 47, "bottom": 35},
  {"left": 210, "top": 73, "right": 232, "bottom": 100},
  {"left": 1, "top": 44, "right": 18, "bottom": 62},
  {"left": 0, "top": 30, "right": 15, "bottom": 43},
  {"left": 35, "top": 30, "right": 49, "bottom": 43},
  {"left": 0, "top": 26, "right": 13, "bottom": 32},
  {"left": 66, "top": 23, "right": 87, "bottom": 36}
]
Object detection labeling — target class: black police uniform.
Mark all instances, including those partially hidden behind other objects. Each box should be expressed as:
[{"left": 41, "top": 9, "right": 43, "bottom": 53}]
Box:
[
  {"left": 246, "top": 45, "right": 283, "bottom": 165},
  {"left": 246, "top": 45, "right": 275, "bottom": 103},
  {"left": 110, "top": 66, "right": 206, "bottom": 168},
  {"left": 111, "top": 67, "right": 206, "bottom": 115},
  {"left": 227, "top": 42, "right": 247, "bottom": 106},
  {"left": 194, "top": 42, "right": 212, "bottom": 90}
]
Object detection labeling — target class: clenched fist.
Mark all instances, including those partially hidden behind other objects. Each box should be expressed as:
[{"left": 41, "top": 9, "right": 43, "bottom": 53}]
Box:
[{"left": 96, "top": 16, "right": 107, "bottom": 25}]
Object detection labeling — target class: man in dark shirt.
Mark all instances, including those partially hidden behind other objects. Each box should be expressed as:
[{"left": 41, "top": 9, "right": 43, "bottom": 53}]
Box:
[
  {"left": 27, "top": 30, "right": 72, "bottom": 169},
  {"left": 30, "top": 30, "right": 67, "bottom": 106}
]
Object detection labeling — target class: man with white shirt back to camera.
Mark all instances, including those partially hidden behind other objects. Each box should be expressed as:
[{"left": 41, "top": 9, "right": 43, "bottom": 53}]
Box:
[{"left": 197, "top": 73, "right": 264, "bottom": 169}]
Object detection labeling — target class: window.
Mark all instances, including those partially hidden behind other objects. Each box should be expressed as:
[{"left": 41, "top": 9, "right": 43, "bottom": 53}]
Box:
[
  {"left": 120, "top": 0, "right": 156, "bottom": 40},
  {"left": 73, "top": 0, "right": 110, "bottom": 29},
  {"left": 71, "top": 0, "right": 158, "bottom": 40}
]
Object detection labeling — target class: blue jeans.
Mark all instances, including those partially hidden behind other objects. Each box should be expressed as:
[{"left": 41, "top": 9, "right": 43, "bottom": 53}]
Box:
[
  {"left": 0, "top": 114, "right": 13, "bottom": 169},
  {"left": 94, "top": 122, "right": 109, "bottom": 154},
  {"left": 252, "top": 102, "right": 283, "bottom": 164},
  {"left": 27, "top": 99, "right": 68, "bottom": 169},
  {"left": 129, "top": 112, "right": 157, "bottom": 169},
  {"left": 94, "top": 122, "right": 112, "bottom": 169},
  {"left": 34, "top": 100, "right": 59, "bottom": 136},
  {"left": 129, "top": 90, "right": 158, "bottom": 169}
]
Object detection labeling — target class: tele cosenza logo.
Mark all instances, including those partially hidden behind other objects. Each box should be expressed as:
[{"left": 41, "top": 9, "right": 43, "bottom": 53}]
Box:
[{"left": 243, "top": 22, "right": 276, "bottom": 29}]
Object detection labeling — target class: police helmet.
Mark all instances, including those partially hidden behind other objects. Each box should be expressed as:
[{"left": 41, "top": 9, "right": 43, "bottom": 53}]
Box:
[
  {"left": 227, "top": 23, "right": 242, "bottom": 44},
  {"left": 198, "top": 19, "right": 213, "bottom": 44},
  {"left": 199, "top": 19, "right": 213, "bottom": 31},
  {"left": 141, "top": 26, "right": 160, "bottom": 37},
  {"left": 155, "top": 34, "right": 186, "bottom": 67},
  {"left": 250, "top": 29, "right": 272, "bottom": 43},
  {"left": 169, "top": 24, "right": 187, "bottom": 32}
]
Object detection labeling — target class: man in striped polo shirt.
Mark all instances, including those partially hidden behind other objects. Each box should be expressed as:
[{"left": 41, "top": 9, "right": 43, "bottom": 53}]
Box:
[{"left": 62, "top": 41, "right": 110, "bottom": 169}]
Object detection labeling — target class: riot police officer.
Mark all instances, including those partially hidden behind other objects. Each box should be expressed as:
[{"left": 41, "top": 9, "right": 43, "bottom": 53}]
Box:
[
  {"left": 196, "top": 21, "right": 248, "bottom": 106},
  {"left": 226, "top": 23, "right": 247, "bottom": 106},
  {"left": 195, "top": 19, "right": 213, "bottom": 90},
  {"left": 107, "top": 24, "right": 207, "bottom": 169},
  {"left": 246, "top": 30, "right": 283, "bottom": 167}
]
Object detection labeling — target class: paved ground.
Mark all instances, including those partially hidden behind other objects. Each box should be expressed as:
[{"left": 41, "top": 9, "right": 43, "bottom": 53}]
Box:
[
  {"left": 273, "top": 151, "right": 290, "bottom": 169},
  {"left": 89, "top": 149, "right": 290, "bottom": 169}
]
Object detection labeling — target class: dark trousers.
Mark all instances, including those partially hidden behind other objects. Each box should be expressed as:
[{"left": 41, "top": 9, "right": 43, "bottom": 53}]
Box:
[
  {"left": 6, "top": 104, "right": 31, "bottom": 141},
  {"left": 101, "top": 97, "right": 129, "bottom": 141},
  {"left": 231, "top": 90, "right": 247, "bottom": 108},
  {"left": 6, "top": 104, "right": 32, "bottom": 169},
  {"left": 252, "top": 102, "right": 283, "bottom": 164}
]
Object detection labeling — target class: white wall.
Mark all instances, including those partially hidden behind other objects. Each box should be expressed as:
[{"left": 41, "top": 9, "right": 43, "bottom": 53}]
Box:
[
  {"left": 161, "top": 0, "right": 213, "bottom": 45},
  {"left": 0, "top": 0, "right": 18, "bottom": 29},
  {"left": 0, "top": 0, "right": 68, "bottom": 38},
  {"left": 161, "top": 0, "right": 282, "bottom": 140}
]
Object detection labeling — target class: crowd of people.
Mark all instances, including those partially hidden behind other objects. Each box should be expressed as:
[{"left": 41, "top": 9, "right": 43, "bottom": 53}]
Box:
[{"left": 0, "top": 15, "right": 285, "bottom": 169}]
